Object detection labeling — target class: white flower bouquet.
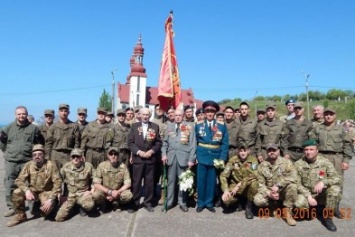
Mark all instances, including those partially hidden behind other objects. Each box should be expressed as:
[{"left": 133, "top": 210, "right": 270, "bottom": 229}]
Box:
[{"left": 179, "top": 169, "right": 195, "bottom": 196}]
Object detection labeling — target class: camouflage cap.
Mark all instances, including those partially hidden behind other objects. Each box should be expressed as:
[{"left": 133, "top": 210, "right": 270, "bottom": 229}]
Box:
[
  {"left": 266, "top": 143, "right": 279, "bottom": 150},
  {"left": 116, "top": 109, "right": 126, "bottom": 115},
  {"left": 257, "top": 108, "right": 266, "bottom": 114},
  {"left": 107, "top": 111, "right": 114, "bottom": 117},
  {"left": 59, "top": 104, "right": 69, "bottom": 110},
  {"left": 238, "top": 143, "right": 249, "bottom": 149},
  {"left": 107, "top": 147, "right": 119, "bottom": 154},
  {"left": 134, "top": 105, "right": 143, "bottom": 112},
  {"left": 77, "top": 107, "right": 87, "bottom": 114},
  {"left": 216, "top": 111, "right": 224, "bottom": 116},
  {"left": 32, "top": 144, "right": 45, "bottom": 152},
  {"left": 70, "top": 148, "right": 83, "bottom": 157},
  {"left": 265, "top": 104, "right": 276, "bottom": 110},
  {"left": 324, "top": 107, "right": 336, "bottom": 114},
  {"left": 294, "top": 102, "right": 303, "bottom": 108},
  {"left": 44, "top": 109, "right": 55, "bottom": 115},
  {"left": 302, "top": 139, "right": 318, "bottom": 148},
  {"left": 97, "top": 107, "right": 107, "bottom": 113}
]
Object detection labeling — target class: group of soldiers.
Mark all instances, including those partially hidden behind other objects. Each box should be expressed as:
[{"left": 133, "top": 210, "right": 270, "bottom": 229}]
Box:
[{"left": 0, "top": 99, "right": 353, "bottom": 232}]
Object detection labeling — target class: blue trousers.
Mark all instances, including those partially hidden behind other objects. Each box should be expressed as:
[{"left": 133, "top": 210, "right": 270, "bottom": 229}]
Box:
[{"left": 197, "top": 163, "right": 216, "bottom": 208}]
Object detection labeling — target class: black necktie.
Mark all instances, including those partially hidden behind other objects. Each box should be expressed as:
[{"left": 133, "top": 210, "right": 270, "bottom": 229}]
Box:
[
  {"left": 209, "top": 122, "right": 212, "bottom": 132},
  {"left": 176, "top": 123, "right": 180, "bottom": 133}
]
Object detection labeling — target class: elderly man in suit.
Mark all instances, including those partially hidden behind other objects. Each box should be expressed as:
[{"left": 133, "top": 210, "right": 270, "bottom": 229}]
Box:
[
  {"left": 161, "top": 109, "right": 196, "bottom": 212},
  {"left": 128, "top": 107, "right": 162, "bottom": 212}
]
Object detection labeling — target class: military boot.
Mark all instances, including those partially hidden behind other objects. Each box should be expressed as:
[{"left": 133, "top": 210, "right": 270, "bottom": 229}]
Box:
[
  {"left": 284, "top": 208, "right": 296, "bottom": 226},
  {"left": 324, "top": 218, "right": 337, "bottom": 232},
  {"left": 112, "top": 201, "right": 121, "bottom": 212},
  {"left": 30, "top": 201, "right": 41, "bottom": 218},
  {"left": 4, "top": 209, "right": 15, "bottom": 217},
  {"left": 158, "top": 189, "right": 165, "bottom": 206},
  {"left": 245, "top": 200, "right": 254, "bottom": 219},
  {"left": 334, "top": 203, "right": 344, "bottom": 219},
  {"left": 6, "top": 211, "right": 27, "bottom": 227}
]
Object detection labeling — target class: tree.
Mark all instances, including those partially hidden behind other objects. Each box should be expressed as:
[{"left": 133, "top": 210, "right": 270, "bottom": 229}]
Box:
[{"left": 99, "top": 89, "right": 112, "bottom": 112}]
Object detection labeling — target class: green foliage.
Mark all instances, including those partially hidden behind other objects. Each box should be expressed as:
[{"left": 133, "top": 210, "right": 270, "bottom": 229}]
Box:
[
  {"left": 323, "top": 100, "right": 329, "bottom": 108},
  {"left": 99, "top": 89, "right": 112, "bottom": 112},
  {"left": 347, "top": 100, "right": 355, "bottom": 119}
]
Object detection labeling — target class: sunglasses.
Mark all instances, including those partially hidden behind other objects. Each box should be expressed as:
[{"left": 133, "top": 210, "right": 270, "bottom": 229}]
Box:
[
  {"left": 108, "top": 152, "right": 118, "bottom": 156},
  {"left": 71, "top": 155, "right": 81, "bottom": 159}
]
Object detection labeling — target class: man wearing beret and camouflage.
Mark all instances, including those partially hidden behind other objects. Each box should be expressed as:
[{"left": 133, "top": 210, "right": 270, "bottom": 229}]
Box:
[
  {"left": 76, "top": 107, "right": 89, "bottom": 136},
  {"left": 281, "top": 102, "right": 315, "bottom": 162},
  {"left": 280, "top": 98, "right": 296, "bottom": 122},
  {"left": 55, "top": 148, "right": 95, "bottom": 221},
  {"left": 254, "top": 143, "right": 298, "bottom": 226},
  {"left": 39, "top": 109, "right": 55, "bottom": 139},
  {"left": 195, "top": 100, "right": 228, "bottom": 213},
  {"left": 6, "top": 144, "right": 62, "bottom": 227},
  {"left": 294, "top": 139, "right": 342, "bottom": 232},
  {"left": 314, "top": 107, "right": 353, "bottom": 218},
  {"left": 93, "top": 147, "right": 133, "bottom": 212},
  {"left": 220, "top": 143, "right": 259, "bottom": 219},
  {"left": 81, "top": 107, "right": 114, "bottom": 168},
  {"left": 46, "top": 104, "right": 80, "bottom": 169},
  {"left": 256, "top": 104, "right": 284, "bottom": 162}
]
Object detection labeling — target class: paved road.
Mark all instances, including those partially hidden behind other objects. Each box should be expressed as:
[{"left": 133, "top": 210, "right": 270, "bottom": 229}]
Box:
[{"left": 0, "top": 151, "right": 354, "bottom": 237}]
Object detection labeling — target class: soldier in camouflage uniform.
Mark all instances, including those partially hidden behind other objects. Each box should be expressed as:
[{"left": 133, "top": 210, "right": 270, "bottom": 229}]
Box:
[
  {"left": 294, "top": 139, "right": 341, "bottom": 232},
  {"left": 256, "top": 109, "right": 266, "bottom": 124},
  {"left": 45, "top": 104, "right": 80, "bottom": 169},
  {"left": 235, "top": 102, "right": 258, "bottom": 156},
  {"left": 81, "top": 108, "right": 114, "bottom": 168},
  {"left": 224, "top": 106, "right": 242, "bottom": 158},
  {"left": 125, "top": 107, "right": 135, "bottom": 125},
  {"left": 281, "top": 102, "right": 315, "bottom": 162},
  {"left": 113, "top": 109, "right": 131, "bottom": 167},
  {"left": 220, "top": 143, "right": 259, "bottom": 219},
  {"left": 279, "top": 98, "right": 296, "bottom": 123},
  {"left": 76, "top": 107, "right": 88, "bottom": 136},
  {"left": 256, "top": 104, "right": 284, "bottom": 162},
  {"left": 39, "top": 109, "right": 55, "bottom": 139},
  {"left": 314, "top": 107, "right": 353, "bottom": 218},
  {"left": 93, "top": 147, "right": 133, "bottom": 212},
  {"left": 254, "top": 144, "right": 298, "bottom": 226},
  {"left": 7, "top": 145, "right": 62, "bottom": 227},
  {"left": 55, "top": 148, "right": 95, "bottom": 221}
]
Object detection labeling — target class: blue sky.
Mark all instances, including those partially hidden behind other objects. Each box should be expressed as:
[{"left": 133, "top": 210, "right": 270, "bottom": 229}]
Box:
[{"left": 1, "top": 0, "right": 354, "bottom": 124}]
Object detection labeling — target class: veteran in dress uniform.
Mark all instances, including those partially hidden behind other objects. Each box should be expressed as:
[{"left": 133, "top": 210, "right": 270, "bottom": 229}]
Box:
[
  {"left": 220, "top": 143, "right": 259, "bottom": 219},
  {"left": 161, "top": 109, "right": 196, "bottom": 212},
  {"left": 45, "top": 104, "right": 80, "bottom": 169},
  {"left": 93, "top": 147, "right": 132, "bottom": 212},
  {"left": 195, "top": 100, "right": 228, "bottom": 213},
  {"left": 254, "top": 143, "right": 298, "bottom": 226},
  {"left": 55, "top": 148, "right": 95, "bottom": 221},
  {"left": 294, "top": 139, "right": 342, "bottom": 232},
  {"left": 6, "top": 144, "right": 62, "bottom": 227}
]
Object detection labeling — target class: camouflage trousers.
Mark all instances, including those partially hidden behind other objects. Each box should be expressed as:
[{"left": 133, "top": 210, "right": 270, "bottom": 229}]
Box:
[
  {"left": 51, "top": 150, "right": 71, "bottom": 169},
  {"left": 92, "top": 189, "right": 133, "bottom": 205},
  {"left": 254, "top": 183, "right": 298, "bottom": 208},
  {"left": 12, "top": 188, "right": 55, "bottom": 216},
  {"left": 222, "top": 180, "right": 259, "bottom": 206},
  {"left": 294, "top": 185, "right": 341, "bottom": 209},
  {"left": 55, "top": 192, "right": 95, "bottom": 221},
  {"left": 85, "top": 148, "right": 106, "bottom": 169}
]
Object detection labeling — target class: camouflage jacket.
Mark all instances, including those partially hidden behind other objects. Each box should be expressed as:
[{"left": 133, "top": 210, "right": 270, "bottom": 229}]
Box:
[
  {"left": 15, "top": 160, "right": 62, "bottom": 200},
  {"left": 45, "top": 120, "right": 80, "bottom": 159},
  {"left": 257, "top": 156, "right": 298, "bottom": 196},
  {"left": 112, "top": 122, "right": 131, "bottom": 150},
  {"left": 220, "top": 155, "right": 259, "bottom": 193},
  {"left": 235, "top": 116, "right": 258, "bottom": 150},
  {"left": 225, "top": 120, "right": 243, "bottom": 148},
  {"left": 80, "top": 120, "right": 113, "bottom": 150},
  {"left": 315, "top": 122, "right": 353, "bottom": 163},
  {"left": 256, "top": 119, "right": 284, "bottom": 156},
  {"left": 294, "top": 156, "right": 342, "bottom": 197},
  {"left": 93, "top": 160, "right": 131, "bottom": 190},
  {"left": 60, "top": 162, "right": 94, "bottom": 195},
  {"left": 281, "top": 118, "right": 315, "bottom": 155}
]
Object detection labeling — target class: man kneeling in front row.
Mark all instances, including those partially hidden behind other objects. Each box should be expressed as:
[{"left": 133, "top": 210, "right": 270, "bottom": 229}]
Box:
[
  {"left": 7, "top": 144, "right": 62, "bottom": 227},
  {"left": 294, "top": 139, "right": 342, "bottom": 232},
  {"left": 92, "top": 147, "right": 133, "bottom": 212}
]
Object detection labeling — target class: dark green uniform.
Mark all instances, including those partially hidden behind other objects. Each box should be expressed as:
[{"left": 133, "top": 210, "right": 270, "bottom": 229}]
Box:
[{"left": 256, "top": 119, "right": 284, "bottom": 158}]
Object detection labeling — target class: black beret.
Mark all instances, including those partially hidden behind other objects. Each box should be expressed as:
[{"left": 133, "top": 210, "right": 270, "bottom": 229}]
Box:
[
  {"left": 184, "top": 105, "right": 193, "bottom": 111},
  {"left": 195, "top": 108, "right": 204, "bottom": 116},
  {"left": 285, "top": 98, "right": 296, "bottom": 105}
]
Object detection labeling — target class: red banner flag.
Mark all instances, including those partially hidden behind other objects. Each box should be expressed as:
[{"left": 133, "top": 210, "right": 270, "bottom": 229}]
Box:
[{"left": 157, "top": 12, "right": 182, "bottom": 111}]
